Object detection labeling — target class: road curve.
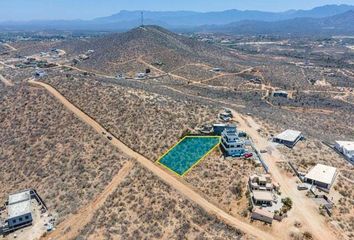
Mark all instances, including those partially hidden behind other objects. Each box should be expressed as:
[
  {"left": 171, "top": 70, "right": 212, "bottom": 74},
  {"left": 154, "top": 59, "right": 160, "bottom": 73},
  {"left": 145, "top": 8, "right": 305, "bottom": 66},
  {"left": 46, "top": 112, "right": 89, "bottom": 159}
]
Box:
[
  {"left": 0, "top": 74, "right": 14, "bottom": 87},
  {"left": 42, "top": 161, "right": 134, "bottom": 240},
  {"left": 29, "top": 80, "right": 278, "bottom": 240}
]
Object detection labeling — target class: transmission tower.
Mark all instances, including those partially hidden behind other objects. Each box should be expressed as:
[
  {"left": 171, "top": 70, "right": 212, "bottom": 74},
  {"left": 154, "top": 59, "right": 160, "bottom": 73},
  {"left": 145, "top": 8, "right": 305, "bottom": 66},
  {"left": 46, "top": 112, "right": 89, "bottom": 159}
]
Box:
[{"left": 141, "top": 11, "right": 144, "bottom": 27}]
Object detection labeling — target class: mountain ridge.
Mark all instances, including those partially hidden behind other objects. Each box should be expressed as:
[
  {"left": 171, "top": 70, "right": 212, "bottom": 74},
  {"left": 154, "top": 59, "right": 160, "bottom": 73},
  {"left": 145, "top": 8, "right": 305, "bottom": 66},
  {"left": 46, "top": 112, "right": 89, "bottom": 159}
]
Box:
[
  {"left": 198, "top": 10, "right": 354, "bottom": 36},
  {"left": 1, "top": 4, "right": 353, "bottom": 32}
]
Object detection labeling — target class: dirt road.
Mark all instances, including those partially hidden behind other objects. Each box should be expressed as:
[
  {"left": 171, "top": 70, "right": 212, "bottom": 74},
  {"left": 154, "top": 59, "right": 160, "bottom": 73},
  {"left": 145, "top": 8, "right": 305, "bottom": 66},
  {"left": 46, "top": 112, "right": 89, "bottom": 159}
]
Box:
[
  {"left": 0, "top": 60, "right": 15, "bottom": 69},
  {"left": 30, "top": 80, "right": 277, "bottom": 240},
  {"left": 233, "top": 113, "right": 339, "bottom": 240},
  {"left": 2, "top": 43, "right": 17, "bottom": 51},
  {"left": 0, "top": 74, "right": 14, "bottom": 86},
  {"left": 42, "top": 161, "right": 134, "bottom": 240}
]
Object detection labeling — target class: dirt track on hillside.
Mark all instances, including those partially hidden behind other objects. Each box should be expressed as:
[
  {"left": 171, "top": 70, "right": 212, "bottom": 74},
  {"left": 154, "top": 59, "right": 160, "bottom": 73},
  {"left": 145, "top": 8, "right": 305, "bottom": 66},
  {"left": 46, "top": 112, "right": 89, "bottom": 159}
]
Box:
[
  {"left": 30, "top": 80, "right": 278, "bottom": 240},
  {"left": 0, "top": 74, "right": 14, "bottom": 86},
  {"left": 42, "top": 161, "right": 134, "bottom": 240}
]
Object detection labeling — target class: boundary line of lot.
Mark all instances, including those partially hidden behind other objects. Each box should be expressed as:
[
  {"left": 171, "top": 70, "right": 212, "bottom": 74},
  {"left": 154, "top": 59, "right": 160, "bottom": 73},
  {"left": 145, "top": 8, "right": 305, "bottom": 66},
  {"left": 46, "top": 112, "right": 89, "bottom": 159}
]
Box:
[{"left": 156, "top": 136, "right": 221, "bottom": 177}]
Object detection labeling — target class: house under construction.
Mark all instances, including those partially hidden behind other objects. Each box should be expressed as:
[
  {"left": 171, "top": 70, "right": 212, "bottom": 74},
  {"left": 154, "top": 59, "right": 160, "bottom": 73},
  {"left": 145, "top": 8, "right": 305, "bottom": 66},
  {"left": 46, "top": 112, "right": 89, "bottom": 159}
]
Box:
[{"left": 0, "top": 189, "right": 47, "bottom": 235}]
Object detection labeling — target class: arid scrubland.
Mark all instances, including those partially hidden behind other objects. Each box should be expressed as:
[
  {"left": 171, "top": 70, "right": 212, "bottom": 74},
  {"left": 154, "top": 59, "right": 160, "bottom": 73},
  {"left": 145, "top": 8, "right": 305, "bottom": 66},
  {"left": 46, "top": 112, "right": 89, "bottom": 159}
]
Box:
[
  {"left": 185, "top": 150, "right": 263, "bottom": 218},
  {"left": 43, "top": 75, "right": 218, "bottom": 161},
  {"left": 78, "top": 165, "right": 245, "bottom": 240},
  {"left": 0, "top": 84, "right": 132, "bottom": 223}
]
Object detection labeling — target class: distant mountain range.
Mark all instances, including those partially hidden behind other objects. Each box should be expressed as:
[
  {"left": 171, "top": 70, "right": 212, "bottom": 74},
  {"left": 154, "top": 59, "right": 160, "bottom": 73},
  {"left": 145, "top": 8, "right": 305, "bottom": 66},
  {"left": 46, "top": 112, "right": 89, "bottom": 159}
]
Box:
[
  {"left": 0, "top": 4, "right": 354, "bottom": 36},
  {"left": 94, "top": 4, "right": 354, "bottom": 26},
  {"left": 198, "top": 10, "right": 354, "bottom": 36}
]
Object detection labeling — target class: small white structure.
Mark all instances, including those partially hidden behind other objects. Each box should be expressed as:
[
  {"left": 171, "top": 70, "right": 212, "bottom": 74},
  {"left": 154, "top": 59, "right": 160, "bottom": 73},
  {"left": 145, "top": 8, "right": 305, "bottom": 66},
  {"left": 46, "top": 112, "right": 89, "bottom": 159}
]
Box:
[
  {"left": 6, "top": 190, "right": 33, "bottom": 229},
  {"left": 218, "top": 108, "right": 233, "bottom": 122},
  {"left": 335, "top": 141, "right": 354, "bottom": 162},
  {"left": 251, "top": 208, "right": 274, "bottom": 224},
  {"left": 136, "top": 72, "right": 147, "bottom": 79},
  {"left": 272, "top": 90, "right": 289, "bottom": 98},
  {"left": 34, "top": 69, "right": 46, "bottom": 78},
  {"left": 304, "top": 164, "right": 337, "bottom": 190},
  {"left": 211, "top": 67, "right": 223, "bottom": 72},
  {"left": 273, "top": 130, "right": 303, "bottom": 148},
  {"left": 78, "top": 54, "right": 89, "bottom": 60}
]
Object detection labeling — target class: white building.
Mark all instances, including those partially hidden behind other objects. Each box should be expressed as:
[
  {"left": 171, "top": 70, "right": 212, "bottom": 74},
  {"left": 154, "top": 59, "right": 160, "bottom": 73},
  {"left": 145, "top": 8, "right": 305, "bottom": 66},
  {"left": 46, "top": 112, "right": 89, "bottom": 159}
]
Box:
[
  {"left": 34, "top": 69, "right": 46, "bottom": 78},
  {"left": 220, "top": 125, "right": 245, "bottom": 157},
  {"left": 273, "top": 129, "right": 303, "bottom": 148},
  {"left": 304, "top": 164, "right": 338, "bottom": 190},
  {"left": 136, "top": 72, "right": 147, "bottom": 79},
  {"left": 272, "top": 90, "right": 289, "bottom": 98},
  {"left": 6, "top": 190, "right": 33, "bottom": 229},
  {"left": 335, "top": 141, "right": 354, "bottom": 162}
]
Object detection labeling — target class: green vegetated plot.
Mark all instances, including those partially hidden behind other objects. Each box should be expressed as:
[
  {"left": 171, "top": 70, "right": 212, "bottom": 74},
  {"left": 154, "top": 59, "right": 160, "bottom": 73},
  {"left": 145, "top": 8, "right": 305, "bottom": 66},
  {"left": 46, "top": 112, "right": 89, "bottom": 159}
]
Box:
[{"left": 158, "top": 136, "right": 220, "bottom": 176}]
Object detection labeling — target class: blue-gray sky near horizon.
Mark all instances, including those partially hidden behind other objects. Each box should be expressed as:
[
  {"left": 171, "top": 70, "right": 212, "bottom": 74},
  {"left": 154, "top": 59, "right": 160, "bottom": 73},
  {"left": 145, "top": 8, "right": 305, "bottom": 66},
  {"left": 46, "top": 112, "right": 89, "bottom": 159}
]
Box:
[{"left": 1, "top": 0, "right": 354, "bottom": 21}]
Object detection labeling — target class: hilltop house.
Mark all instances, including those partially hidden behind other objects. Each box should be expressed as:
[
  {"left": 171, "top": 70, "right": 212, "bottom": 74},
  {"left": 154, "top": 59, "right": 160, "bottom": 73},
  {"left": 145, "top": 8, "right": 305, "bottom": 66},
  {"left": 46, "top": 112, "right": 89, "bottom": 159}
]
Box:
[
  {"left": 273, "top": 129, "right": 303, "bottom": 148},
  {"left": 1, "top": 189, "right": 48, "bottom": 235},
  {"left": 252, "top": 191, "right": 274, "bottom": 206},
  {"left": 34, "top": 69, "right": 46, "bottom": 78},
  {"left": 218, "top": 109, "right": 233, "bottom": 122},
  {"left": 5, "top": 190, "right": 33, "bottom": 230},
  {"left": 249, "top": 174, "right": 280, "bottom": 192},
  {"left": 251, "top": 208, "right": 274, "bottom": 224},
  {"left": 272, "top": 90, "right": 289, "bottom": 98},
  {"left": 335, "top": 141, "right": 354, "bottom": 162},
  {"left": 304, "top": 164, "right": 337, "bottom": 191},
  {"left": 136, "top": 72, "right": 147, "bottom": 79},
  {"left": 220, "top": 125, "right": 245, "bottom": 157}
]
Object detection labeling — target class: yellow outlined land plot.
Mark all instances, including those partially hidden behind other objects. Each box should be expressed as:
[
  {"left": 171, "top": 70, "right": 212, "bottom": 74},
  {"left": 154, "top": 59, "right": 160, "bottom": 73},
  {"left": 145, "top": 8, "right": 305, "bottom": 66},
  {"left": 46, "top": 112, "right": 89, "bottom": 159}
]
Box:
[{"left": 157, "top": 136, "right": 221, "bottom": 176}]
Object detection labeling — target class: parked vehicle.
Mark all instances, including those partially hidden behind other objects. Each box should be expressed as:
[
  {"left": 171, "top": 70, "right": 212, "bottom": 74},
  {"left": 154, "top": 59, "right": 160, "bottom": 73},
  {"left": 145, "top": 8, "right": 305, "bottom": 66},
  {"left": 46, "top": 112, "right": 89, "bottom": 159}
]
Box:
[{"left": 243, "top": 153, "right": 253, "bottom": 159}]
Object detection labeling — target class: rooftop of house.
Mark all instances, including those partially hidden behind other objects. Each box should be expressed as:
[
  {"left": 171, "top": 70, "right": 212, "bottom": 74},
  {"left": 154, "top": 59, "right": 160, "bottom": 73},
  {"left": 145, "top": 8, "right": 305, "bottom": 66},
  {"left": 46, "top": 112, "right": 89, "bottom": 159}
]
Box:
[
  {"left": 305, "top": 164, "right": 337, "bottom": 185},
  {"left": 336, "top": 141, "right": 354, "bottom": 151},
  {"left": 250, "top": 174, "right": 272, "bottom": 183},
  {"left": 253, "top": 207, "right": 274, "bottom": 219},
  {"left": 273, "top": 90, "right": 288, "bottom": 94},
  {"left": 275, "top": 129, "right": 302, "bottom": 142},
  {"left": 8, "top": 190, "right": 32, "bottom": 219},
  {"left": 8, "top": 200, "right": 32, "bottom": 219},
  {"left": 8, "top": 190, "right": 31, "bottom": 205},
  {"left": 252, "top": 191, "right": 273, "bottom": 202}
]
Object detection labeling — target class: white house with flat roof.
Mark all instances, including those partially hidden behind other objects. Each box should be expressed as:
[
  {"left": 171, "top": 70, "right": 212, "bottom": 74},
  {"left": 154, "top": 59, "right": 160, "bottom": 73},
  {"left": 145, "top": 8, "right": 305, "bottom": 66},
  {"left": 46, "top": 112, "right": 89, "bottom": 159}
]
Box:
[
  {"left": 6, "top": 190, "right": 33, "bottom": 229},
  {"left": 273, "top": 129, "right": 303, "bottom": 148},
  {"left": 304, "top": 164, "right": 338, "bottom": 190},
  {"left": 335, "top": 141, "right": 354, "bottom": 162}
]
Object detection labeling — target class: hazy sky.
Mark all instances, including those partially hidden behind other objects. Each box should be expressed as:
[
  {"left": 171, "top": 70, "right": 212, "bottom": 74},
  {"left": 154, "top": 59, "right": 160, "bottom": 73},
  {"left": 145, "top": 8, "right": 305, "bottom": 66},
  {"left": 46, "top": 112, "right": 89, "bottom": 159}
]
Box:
[{"left": 1, "top": 0, "right": 354, "bottom": 21}]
